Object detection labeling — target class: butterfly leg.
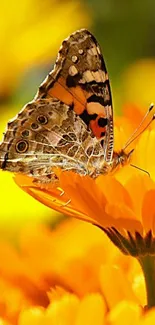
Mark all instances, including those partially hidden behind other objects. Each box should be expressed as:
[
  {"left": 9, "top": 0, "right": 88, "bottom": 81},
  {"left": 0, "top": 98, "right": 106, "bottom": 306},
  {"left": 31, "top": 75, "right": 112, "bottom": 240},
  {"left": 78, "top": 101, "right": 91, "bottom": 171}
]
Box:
[
  {"left": 60, "top": 199, "right": 71, "bottom": 207},
  {"left": 59, "top": 189, "right": 65, "bottom": 196}
]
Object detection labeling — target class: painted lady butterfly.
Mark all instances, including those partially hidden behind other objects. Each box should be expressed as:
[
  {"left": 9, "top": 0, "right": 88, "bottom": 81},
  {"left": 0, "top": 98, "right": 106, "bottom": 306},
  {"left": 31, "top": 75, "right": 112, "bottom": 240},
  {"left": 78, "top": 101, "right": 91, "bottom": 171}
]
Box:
[{"left": 0, "top": 29, "right": 136, "bottom": 183}]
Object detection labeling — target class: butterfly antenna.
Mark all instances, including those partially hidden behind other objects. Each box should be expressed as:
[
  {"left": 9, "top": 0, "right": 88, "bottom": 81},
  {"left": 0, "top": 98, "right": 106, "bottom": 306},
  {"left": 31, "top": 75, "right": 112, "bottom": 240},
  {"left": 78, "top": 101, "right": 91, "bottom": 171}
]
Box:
[
  {"left": 130, "top": 164, "right": 150, "bottom": 177},
  {"left": 123, "top": 103, "right": 155, "bottom": 151}
]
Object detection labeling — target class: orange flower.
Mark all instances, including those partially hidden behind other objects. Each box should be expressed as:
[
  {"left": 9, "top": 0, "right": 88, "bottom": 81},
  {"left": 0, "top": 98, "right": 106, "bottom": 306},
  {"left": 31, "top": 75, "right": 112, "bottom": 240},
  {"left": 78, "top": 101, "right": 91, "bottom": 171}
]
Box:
[
  {"left": 0, "top": 219, "right": 148, "bottom": 324},
  {"left": 15, "top": 110, "right": 155, "bottom": 255},
  {"left": 14, "top": 103, "right": 155, "bottom": 310}
]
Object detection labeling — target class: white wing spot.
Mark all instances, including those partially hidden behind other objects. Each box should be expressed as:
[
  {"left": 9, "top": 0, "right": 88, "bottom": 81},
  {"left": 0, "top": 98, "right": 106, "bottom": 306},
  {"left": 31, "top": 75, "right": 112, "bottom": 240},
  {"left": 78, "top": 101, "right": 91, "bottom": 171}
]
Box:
[
  {"left": 79, "top": 69, "right": 107, "bottom": 83},
  {"left": 81, "top": 70, "right": 94, "bottom": 83},
  {"left": 68, "top": 65, "right": 78, "bottom": 76},
  {"left": 71, "top": 55, "right": 78, "bottom": 63},
  {"left": 97, "top": 46, "right": 101, "bottom": 54},
  {"left": 78, "top": 49, "right": 84, "bottom": 54},
  {"left": 91, "top": 70, "right": 106, "bottom": 82},
  {"left": 87, "top": 46, "right": 98, "bottom": 56}
]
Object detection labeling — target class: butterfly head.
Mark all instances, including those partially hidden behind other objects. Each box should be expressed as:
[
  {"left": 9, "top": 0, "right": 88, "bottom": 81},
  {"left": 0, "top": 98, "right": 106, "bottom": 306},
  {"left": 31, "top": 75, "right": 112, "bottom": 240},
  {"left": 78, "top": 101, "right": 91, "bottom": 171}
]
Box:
[{"left": 110, "top": 148, "right": 134, "bottom": 173}]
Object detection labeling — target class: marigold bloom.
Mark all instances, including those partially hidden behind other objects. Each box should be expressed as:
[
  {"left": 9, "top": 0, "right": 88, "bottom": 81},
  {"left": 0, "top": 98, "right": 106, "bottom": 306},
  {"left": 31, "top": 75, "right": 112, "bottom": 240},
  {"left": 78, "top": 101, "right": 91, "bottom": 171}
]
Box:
[
  {"left": 14, "top": 104, "right": 155, "bottom": 310},
  {"left": 0, "top": 219, "right": 150, "bottom": 324},
  {"left": 15, "top": 121, "right": 155, "bottom": 255}
]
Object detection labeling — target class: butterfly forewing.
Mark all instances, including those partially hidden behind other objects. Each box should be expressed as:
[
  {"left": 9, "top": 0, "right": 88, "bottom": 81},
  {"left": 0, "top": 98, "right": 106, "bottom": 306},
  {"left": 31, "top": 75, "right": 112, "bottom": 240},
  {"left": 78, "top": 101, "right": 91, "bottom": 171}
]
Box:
[{"left": 36, "top": 29, "right": 114, "bottom": 162}]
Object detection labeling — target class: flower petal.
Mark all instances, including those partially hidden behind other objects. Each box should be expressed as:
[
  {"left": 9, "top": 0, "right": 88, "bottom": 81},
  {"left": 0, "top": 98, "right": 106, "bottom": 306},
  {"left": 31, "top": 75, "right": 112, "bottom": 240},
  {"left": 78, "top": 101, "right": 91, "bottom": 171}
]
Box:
[
  {"left": 107, "top": 301, "right": 141, "bottom": 325},
  {"left": 142, "top": 189, "right": 155, "bottom": 234},
  {"left": 100, "top": 265, "right": 139, "bottom": 309},
  {"left": 75, "top": 294, "right": 106, "bottom": 325}
]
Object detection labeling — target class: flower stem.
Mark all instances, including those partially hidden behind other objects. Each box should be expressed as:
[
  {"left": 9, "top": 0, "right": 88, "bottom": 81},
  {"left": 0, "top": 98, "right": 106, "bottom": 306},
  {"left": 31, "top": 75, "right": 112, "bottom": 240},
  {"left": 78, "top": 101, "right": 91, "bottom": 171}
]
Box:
[{"left": 138, "top": 255, "right": 155, "bottom": 308}]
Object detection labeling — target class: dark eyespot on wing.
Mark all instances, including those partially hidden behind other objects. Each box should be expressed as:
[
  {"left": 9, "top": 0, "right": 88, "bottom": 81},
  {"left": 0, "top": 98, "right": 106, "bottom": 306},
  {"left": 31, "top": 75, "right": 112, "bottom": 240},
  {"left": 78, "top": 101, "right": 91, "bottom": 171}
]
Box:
[
  {"left": 37, "top": 115, "right": 48, "bottom": 125},
  {"left": 22, "top": 130, "right": 30, "bottom": 137},
  {"left": 31, "top": 123, "right": 39, "bottom": 130},
  {"left": 16, "top": 140, "right": 29, "bottom": 153}
]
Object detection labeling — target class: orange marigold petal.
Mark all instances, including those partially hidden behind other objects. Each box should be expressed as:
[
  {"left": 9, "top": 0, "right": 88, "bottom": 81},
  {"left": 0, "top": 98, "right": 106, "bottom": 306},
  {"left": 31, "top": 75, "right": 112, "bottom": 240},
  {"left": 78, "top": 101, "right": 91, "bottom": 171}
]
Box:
[
  {"left": 60, "top": 172, "right": 109, "bottom": 226},
  {"left": 106, "top": 203, "right": 143, "bottom": 234},
  {"left": 125, "top": 175, "right": 155, "bottom": 220},
  {"left": 96, "top": 175, "right": 133, "bottom": 209},
  {"left": 142, "top": 189, "right": 155, "bottom": 234},
  {"left": 15, "top": 174, "right": 95, "bottom": 223}
]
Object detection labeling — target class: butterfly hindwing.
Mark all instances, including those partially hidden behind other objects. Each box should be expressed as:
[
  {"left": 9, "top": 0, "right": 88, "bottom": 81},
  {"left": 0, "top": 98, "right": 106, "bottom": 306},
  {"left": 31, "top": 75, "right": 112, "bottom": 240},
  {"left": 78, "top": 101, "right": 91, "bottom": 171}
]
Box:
[{"left": 0, "top": 98, "right": 105, "bottom": 182}]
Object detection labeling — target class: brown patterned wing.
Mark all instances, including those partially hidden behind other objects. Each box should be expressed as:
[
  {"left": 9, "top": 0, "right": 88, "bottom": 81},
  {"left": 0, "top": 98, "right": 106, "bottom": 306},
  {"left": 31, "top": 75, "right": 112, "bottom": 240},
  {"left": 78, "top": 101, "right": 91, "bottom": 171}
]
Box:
[
  {"left": 0, "top": 98, "right": 105, "bottom": 183},
  {"left": 36, "top": 29, "right": 114, "bottom": 163}
]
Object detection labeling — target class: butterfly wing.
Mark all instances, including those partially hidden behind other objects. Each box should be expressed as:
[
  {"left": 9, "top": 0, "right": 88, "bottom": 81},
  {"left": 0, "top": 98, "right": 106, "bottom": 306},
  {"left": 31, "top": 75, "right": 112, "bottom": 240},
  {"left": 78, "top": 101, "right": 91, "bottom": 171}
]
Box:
[
  {"left": 0, "top": 29, "right": 114, "bottom": 183},
  {"left": 36, "top": 29, "right": 114, "bottom": 163},
  {"left": 0, "top": 98, "right": 104, "bottom": 182}
]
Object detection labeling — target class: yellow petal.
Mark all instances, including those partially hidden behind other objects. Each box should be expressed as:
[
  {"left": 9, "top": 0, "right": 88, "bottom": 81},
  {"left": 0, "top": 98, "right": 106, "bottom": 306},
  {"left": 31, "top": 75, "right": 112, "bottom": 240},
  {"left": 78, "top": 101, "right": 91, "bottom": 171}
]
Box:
[
  {"left": 100, "top": 265, "right": 139, "bottom": 309},
  {"left": 107, "top": 301, "right": 141, "bottom": 325},
  {"left": 75, "top": 294, "right": 106, "bottom": 325}
]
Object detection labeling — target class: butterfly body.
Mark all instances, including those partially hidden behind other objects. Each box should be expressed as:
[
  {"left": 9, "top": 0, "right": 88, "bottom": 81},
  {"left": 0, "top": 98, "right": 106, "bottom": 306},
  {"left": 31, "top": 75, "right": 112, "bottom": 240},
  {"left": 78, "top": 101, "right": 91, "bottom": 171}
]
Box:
[{"left": 0, "top": 29, "right": 131, "bottom": 183}]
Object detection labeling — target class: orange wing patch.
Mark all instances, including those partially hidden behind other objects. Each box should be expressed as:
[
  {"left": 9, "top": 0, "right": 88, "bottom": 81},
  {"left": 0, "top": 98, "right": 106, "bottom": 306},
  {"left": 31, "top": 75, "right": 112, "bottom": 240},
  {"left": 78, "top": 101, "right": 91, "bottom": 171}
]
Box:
[{"left": 47, "top": 76, "right": 87, "bottom": 115}]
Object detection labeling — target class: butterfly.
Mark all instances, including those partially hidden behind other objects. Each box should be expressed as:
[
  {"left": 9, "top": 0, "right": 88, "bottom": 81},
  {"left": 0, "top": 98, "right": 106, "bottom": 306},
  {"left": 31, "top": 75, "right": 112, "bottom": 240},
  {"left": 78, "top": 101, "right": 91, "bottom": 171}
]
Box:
[{"left": 0, "top": 29, "right": 136, "bottom": 184}]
